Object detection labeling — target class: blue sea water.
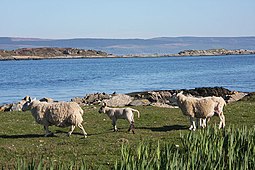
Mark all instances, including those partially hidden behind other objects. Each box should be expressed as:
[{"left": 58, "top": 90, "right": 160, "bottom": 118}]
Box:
[{"left": 0, "top": 55, "right": 255, "bottom": 104}]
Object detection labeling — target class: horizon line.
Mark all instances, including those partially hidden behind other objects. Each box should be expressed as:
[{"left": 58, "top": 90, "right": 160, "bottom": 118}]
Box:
[{"left": 1, "top": 36, "right": 255, "bottom": 41}]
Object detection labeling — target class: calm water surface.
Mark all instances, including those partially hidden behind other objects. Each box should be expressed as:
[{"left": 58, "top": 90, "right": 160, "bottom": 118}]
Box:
[{"left": 0, "top": 55, "right": 255, "bottom": 104}]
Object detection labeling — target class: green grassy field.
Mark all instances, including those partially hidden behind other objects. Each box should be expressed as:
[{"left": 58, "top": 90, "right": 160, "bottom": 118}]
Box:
[{"left": 0, "top": 98, "right": 254, "bottom": 169}]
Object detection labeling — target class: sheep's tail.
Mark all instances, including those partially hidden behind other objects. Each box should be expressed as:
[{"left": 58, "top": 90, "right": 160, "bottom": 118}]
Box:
[{"left": 131, "top": 109, "right": 140, "bottom": 118}]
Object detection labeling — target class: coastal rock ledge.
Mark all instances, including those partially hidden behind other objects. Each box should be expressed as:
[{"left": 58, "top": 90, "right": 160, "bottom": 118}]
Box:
[
  {"left": 177, "top": 49, "right": 255, "bottom": 56},
  {"left": 0, "top": 47, "right": 114, "bottom": 60},
  {"left": 70, "top": 87, "right": 249, "bottom": 107},
  {"left": 0, "top": 87, "right": 251, "bottom": 112}
]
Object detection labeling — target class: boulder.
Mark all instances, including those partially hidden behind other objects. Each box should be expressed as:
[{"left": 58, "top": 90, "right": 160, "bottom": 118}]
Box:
[
  {"left": 226, "top": 92, "right": 248, "bottom": 103},
  {"left": 239, "top": 92, "right": 255, "bottom": 102},
  {"left": 103, "top": 94, "right": 133, "bottom": 107},
  {"left": 39, "top": 97, "right": 54, "bottom": 103},
  {"left": 71, "top": 97, "right": 85, "bottom": 106},
  {"left": 0, "top": 104, "right": 12, "bottom": 112},
  {"left": 71, "top": 92, "right": 111, "bottom": 106},
  {"left": 150, "top": 102, "right": 178, "bottom": 108},
  {"left": 10, "top": 96, "right": 31, "bottom": 111},
  {"left": 129, "top": 99, "right": 151, "bottom": 106}
]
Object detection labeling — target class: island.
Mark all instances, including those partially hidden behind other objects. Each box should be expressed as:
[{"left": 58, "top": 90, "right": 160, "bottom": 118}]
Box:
[{"left": 0, "top": 47, "right": 255, "bottom": 60}]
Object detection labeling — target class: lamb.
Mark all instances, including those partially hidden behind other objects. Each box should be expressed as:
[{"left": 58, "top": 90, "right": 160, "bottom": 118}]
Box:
[
  {"left": 22, "top": 98, "right": 87, "bottom": 138},
  {"left": 176, "top": 91, "right": 226, "bottom": 131},
  {"left": 98, "top": 102, "right": 140, "bottom": 134},
  {"left": 200, "top": 96, "right": 226, "bottom": 128}
]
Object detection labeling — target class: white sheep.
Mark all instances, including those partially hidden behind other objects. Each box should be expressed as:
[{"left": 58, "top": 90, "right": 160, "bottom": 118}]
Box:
[
  {"left": 98, "top": 102, "right": 140, "bottom": 134},
  {"left": 22, "top": 98, "right": 87, "bottom": 138},
  {"left": 176, "top": 91, "right": 226, "bottom": 131},
  {"left": 200, "top": 96, "right": 226, "bottom": 128}
]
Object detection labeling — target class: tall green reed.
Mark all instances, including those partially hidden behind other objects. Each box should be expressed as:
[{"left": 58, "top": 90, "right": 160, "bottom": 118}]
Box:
[{"left": 115, "top": 125, "right": 255, "bottom": 170}]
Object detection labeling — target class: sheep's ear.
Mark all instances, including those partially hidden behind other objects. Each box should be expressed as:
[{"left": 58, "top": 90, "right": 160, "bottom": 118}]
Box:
[
  {"left": 28, "top": 97, "right": 32, "bottom": 102},
  {"left": 177, "top": 91, "right": 183, "bottom": 96}
]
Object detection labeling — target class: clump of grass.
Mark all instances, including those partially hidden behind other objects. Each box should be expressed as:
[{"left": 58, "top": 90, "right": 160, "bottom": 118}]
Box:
[
  {"left": 2, "top": 158, "right": 89, "bottom": 170},
  {"left": 115, "top": 125, "right": 255, "bottom": 170}
]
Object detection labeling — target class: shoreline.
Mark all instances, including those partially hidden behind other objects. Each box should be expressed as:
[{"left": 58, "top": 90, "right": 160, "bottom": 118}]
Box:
[
  {"left": 1, "top": 87, "right": 253, "bottom": 111},
  {"left": 1, "top": 48, "right": 255, "bottom": 61}
]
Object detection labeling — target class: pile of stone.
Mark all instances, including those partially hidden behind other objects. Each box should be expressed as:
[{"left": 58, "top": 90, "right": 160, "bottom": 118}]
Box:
[
  {"left": 0, "top": 96, "right": 55, "bottom": 112},
  {"left": 0, "top": 87, "right": 249, "bottom": 112},
  {"left": 71, "top": 87, "right": 243, "bottom": 108}
]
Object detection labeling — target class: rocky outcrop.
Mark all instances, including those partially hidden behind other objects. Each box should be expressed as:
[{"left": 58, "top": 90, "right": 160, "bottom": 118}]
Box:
[
  {"left": 71, "top": 93, "right": 112, "bottom": 106},
  {"left": 103, "top": 94, "right": 134, "bottom": 107},
  {"left": 0, "top": 87, "right": 250, "bottom": 111},
  {"left": 0, "top": 48, "right": 113, "bottom": 60},
  {"left": 0, "top": 96, "right": 56, "bottom": 112},
  {"left": 0, "top": 96, "right": 31, "bottom": 112},
  {"left": 177, "top": 49, "right": 255, "bottom": 56},
  {"left": 239, "top": 92, "right": 255, "bottom": 102},
  {"left": 39, "top": 97, "right": 54, "bottom": 103},
  {"left": 70, "top": 87, "right": 238, "bottom": 108},
  {"left": 1, "top": 48, "right": 255, "bottom": 60}
]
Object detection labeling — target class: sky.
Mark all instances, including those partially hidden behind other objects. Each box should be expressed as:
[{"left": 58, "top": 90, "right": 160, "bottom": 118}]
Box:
[{"left": 1, "top": 0, "right": 255, "bottom": 39}]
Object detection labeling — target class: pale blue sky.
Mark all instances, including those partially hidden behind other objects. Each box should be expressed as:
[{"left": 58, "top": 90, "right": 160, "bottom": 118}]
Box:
[{"left": 1, "top": 0, "right": 255, "bottom": 39}]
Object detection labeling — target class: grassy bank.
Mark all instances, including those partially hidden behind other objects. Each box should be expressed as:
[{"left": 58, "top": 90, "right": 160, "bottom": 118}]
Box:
[{"left": 0, "top": 98, "right": 254, "bottom": 169}]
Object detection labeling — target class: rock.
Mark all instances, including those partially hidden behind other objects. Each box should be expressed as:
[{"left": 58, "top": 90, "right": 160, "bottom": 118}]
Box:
[
  {"left": 10, "top": 96, "right": 31, "bottom": 111},
  {"left": 150, "top": 102, "right": 178, "bottom": 108},
  {"left": 129, "top": 99, "right": 151, "bottom": 106},
  {"left": 103, "top": 94, "right": 133, "bottom": 107},
  {"left": 71, "top": 92, "right": 111, "bottom": 106},
  {"left": 183, "top": 87, "right": 231, "bottom": 98},
  {"left": 71, "top": 97, "right": 85, "bottom": 106},
  {"left": 0, "top": 104, "right": 12, "bottom": 112},
  {"left": 85, "top": 93, "right": 111, "bottom": 105},
  {"left": 239, "top": 92, "right": 255, "bottom": 102},
  {"left": 177, "top": 49, "right": 255, "bottom": 56},
  {"left": 226, "top": 92, "right": 248, "bottom": 103},
  {"left": 0, "top": 96, "right": 31, "bottom": 112},
  {"left": 39, "top": 97, "right": 54, "bottom": 103}
]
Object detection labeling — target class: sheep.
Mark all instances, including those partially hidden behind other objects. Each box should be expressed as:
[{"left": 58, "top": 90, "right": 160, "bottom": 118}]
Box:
[
  {"left": 22, "top": 98, "right": 87, "bottom": 138},
  {"left": 200, "top": 96, "right": 226, "bottom": 128},
  {"left": 98, "top": 102, "right": 140, "bottom": 134},
  {"left": 176, "top": 91, "right": 226, "bottom": 131}
]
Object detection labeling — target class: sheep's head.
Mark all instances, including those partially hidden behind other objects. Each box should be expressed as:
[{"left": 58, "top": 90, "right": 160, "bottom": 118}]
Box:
[
  {"left": 176, "top": 91, "right": 185, "bottom": 98},
  {"left": 98, "top": 102, "right": 107, "bottom": 114},
  {"left": 22, "top": 98, "right": 36, "bottom": 111}
]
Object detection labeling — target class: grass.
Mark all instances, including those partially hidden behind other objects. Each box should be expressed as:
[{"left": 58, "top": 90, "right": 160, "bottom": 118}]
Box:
[
  {"left": 0, "top": 98, "right": 254, "bottom": 169},
  {"left": 116, "top": 126, "right": 255, "bottom": 170}
]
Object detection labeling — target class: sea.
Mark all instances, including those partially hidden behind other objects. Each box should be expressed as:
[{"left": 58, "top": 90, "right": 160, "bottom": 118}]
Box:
[{"left": 0, "top": 54, "right": 255, "bottom": 105}]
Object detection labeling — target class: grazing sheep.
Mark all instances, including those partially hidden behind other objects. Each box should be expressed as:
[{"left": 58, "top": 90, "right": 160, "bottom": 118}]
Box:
[
  {"left": 176, "top": 91, "right": 226, "bottom": 131},
  {"left": 98, "top": 102, "right": 140, "bottom": 134},
  {"left": 22, "top": 98, "right": 87, "bottom": 138}
]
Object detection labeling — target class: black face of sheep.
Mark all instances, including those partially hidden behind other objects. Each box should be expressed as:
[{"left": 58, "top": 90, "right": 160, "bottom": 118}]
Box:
[
  {"left": 22, "top": 99, "right": 33, "bottom": 112},
  {"left": 98, "top": 103, "right": 106, "bottom": 114}
]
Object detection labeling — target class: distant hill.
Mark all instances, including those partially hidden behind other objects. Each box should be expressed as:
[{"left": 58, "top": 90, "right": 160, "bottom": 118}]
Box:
[{"left": 1, "top": 37, "right": 255, "bottom": 55}]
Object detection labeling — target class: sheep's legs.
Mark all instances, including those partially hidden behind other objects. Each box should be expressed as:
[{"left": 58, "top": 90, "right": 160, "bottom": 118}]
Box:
[
  {"left": 77, "top": 123, "right": 88, "bottom": 138},
  {"left": 218, "top": 113, "right": 225, "bottom": 129},
  {"left": 128, "top": 121, "right": 135, "bottom": 134},
  {"left": 112, "top": 119, "right": 118, "bottom": 132},
  {"left": 189, "top": 117, "right": 196, "bottom": 131},
  {"left": 67, "top": 125, "right": 75, "bottom": 136},
  {"left": 201, "top": 118, "right": 207, "bottom": 128},
  {"left": 44, "top": 126, "right": 53, "bottom": 137}
]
